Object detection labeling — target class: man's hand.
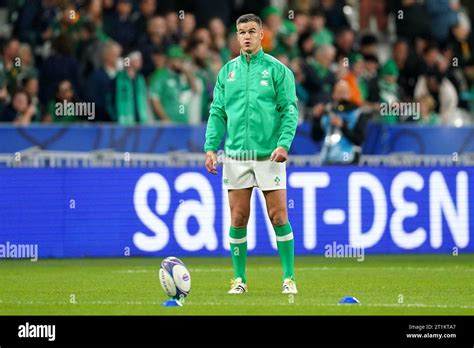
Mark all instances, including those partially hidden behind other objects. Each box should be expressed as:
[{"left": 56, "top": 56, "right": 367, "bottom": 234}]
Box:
[
  {"left": 330, "top": 116, "right": 344, "bottom": 128},
  {"left": 312, "top": 103, "right": 325, "bottom": 118},
  {"left": 270, "top": 147, "right": 288, "bottom": 162},
  {"left": 205, "top": 151, "right": 218, "bottom": 174}
]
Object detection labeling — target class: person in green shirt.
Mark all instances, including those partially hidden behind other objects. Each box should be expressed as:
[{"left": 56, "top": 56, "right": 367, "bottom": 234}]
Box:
[
  {"left": 415, "top": 94, "right": 440, "bottom": 125},
  {"left": 379, "top": 59, "right": 400, "bottom": 124},
  {"left": 45, "top": 80, "right": 81, "bottom": 123},
  {"left": 204, "top": 14, "right": 299, "bottom": 295},
  {"left": 310, "top": 9, "right": 334, "bottom": 47},
  {"left": 149, "top": 45, "right": 198, "bottom": 124},
  {"left": 272, "top": 20, "right": 300, "bottom": 59},
  {"left": 113, "top": 51, "right": 148, "bottom": 125}
]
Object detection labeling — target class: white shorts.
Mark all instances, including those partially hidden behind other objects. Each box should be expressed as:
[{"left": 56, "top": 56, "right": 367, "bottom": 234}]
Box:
[{"left": 222, "top": 158, "right": 286, "bottom": 191}]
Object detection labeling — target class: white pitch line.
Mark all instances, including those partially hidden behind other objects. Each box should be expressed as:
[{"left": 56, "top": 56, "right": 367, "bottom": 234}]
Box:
[
  {"left": 113, "top": 266, "right": 474, "bottom": 274},
  {"left": 0, "top": 299, "right": 473, "bottom": 310}
]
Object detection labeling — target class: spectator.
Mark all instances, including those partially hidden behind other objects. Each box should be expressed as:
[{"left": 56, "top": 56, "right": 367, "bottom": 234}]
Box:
[
  {"left": 164, "top": 11, "right": 181, "bottom": 46},
  {"left": 44, "top": 80, "right": 81, "bottom": 123},
  {"left": 362, "top": 54, "right": 380, "bottom": 103},
  {"left": 227, "top": 32, "right": 241, "bottom": 58},
  {"left": 361, "top": 54, "right": 381, "bottom": 106},
  {"left": 188, "top": 39, "right": 220, "bottom": 122},
  {"left": 12, "top": 0, "right": 58, "bottom": 47},
  {"left": 302, "top": 44, "right": 337, "bottom": 110},
  {"left": 180, "top": 13, "right": 197, "bottom": 42},
  {"left": 449, "top": 17, "right": 474, "bottom": 68},
  {"left": 86, "top": 40, "right": 122, "bottom": 122},
  {"left": 1, "top": 37, "right": 20, "bottom": 94},
  {"left": 421, "top": 43, "right": 442, "bottom": 73},
  {"left": 379, "top": 59, "right": 401, "bottom": 124},
  {"left": 415, "top": 94, "right": 440, "bottom": 125},
  {"left": 260, "top": 5, "right": 282, "bottom": 53},
  {"left": 272, "top": 20, "right": 299, "bottom": 59},
  {"left": 1, "top": 1, "right": 473, "bottom": 128},
  {"left": 133, "top": 0, "right": 157, "bottom": 34},
  {"left": 149, "top": 45, "right": 166, "bottom": 73},
  {"left": 310, "top": 9, "right": 334, "bottom": 47},
  {"left": 113, "top": 51, "right": 148, "bottom": 125},
  {"left": 391, "top": 0, "right": 431, "bottom": 45},
  {"left": 39, "top": 34, "right": 81, "bottom": 105},
  {"left": 51, "top": 1, "right": 82, "bottom": 39},
  {"left": 439, "top": 43, "right": 466, "bottom": 106},
  {"left": 311, "top": 80, "right": 368, "bottom": 164},
  {"left": 425, "top": 0, "right": 460, "bottom": 44},
  {"left": 359, "top": 34, "right": 378, "bottom": 57},
  {"left": 149, "top": 45, "right": 198, "bottom": 124},
  {"left": 104, "top": 0, "right": 138, "bottom": 52},
  {"left": 390, "top": 38, "right": 420, "bottom": 99},
  {"left": 341, "top": 53, "right": 364, "bottom": 107},
  {"left": 334, "top": 26, "right": 355, "bottom": 61},
  {"left": 137, "top": 16, "right": 170, "bottom": 77},
  {"left": 0, "top": 73, "right": 7, "bottom": 115},
  {"left": 0, "top": 89, "right": 35, "bottom": 125},
  {"left": 21, "top": 77, "right": 42, "bottom": 122},
  {"left": 297, "top": 30, "right": 316, "bottom": 59},
  {"left": 191, "top": 28, "right": 213, "bottom": 50},
  {"left": 209, "top": 17, "right": 230, "bottom": 63},
  {"left": 320, "top": 0, "right": 349, "bottom": 32},
  {"left": 76, "top": 19, "right": 103, "bottom": 78},
  {"left": 290, "top": 57, "right": 310, "bottom": 121},
  {"left": 414, "top": 68, "right": 459, "bottom": 125},
  {"left": 293, "top": 11, "right": 310, "bottom": 37},
  {"left": 462, "top": 58, "right": 474, "bottom": 113},
  {"left": 16, "top": 43, "right": 39, "bottom": 85},
  {"left": 82, "top": 0, "right": 109, "bottom": 42}
]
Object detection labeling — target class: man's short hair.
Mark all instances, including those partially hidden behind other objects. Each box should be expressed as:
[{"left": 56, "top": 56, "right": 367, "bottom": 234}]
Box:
[{"left": 236, "top": 14, "right": 262, "bottom": 28}]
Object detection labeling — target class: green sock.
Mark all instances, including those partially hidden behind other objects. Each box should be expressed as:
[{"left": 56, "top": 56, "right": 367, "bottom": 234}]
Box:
[
  {"left": 274, "top": 222, "right": 295, "bottom": 281},
  {"left": 229, "top": 226, "right": 247, "bottom": 283}
]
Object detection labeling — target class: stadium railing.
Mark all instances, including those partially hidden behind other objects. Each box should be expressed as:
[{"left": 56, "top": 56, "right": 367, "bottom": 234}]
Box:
[{"left": 1, "top": 148, "right": 473, "bottom": 168}]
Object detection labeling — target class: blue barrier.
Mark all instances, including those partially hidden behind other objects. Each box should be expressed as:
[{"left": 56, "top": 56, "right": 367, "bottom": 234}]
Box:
[
  {"left": 0, "top": 167, "right": 472, "bottom": 258},
  {"left": 1, "top": 123, "right": 474, "bottom": 154}
]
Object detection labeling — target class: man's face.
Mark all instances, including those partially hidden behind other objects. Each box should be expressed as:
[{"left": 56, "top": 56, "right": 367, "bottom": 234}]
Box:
[
  {"left": 393, "top": 42, "right": 408, "bottom": 64},
  {"left": 237, "top": 21, "right": 263, "bottom": 54},
  {"left": 332, "top": 81, "right": 350, "bottom": 102},
  {"left": 58, "top": 81, "right": 73, "bottom": 100},
  {"left": 140, "top": 0, "right": 156, "bottom": 17},
  {"left": 13, "top": 93, "right": 29, "bottom": 113}
]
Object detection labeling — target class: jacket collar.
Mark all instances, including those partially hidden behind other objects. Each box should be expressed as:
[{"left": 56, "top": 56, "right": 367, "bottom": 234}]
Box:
[{"left": 240, "top": 48, "right": 264, "bottom": 63}]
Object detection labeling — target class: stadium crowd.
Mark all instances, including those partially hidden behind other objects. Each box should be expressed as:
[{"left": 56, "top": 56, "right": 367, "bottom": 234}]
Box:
[{"left": 0, "top": 0, "right": 473, "bottom": 127}]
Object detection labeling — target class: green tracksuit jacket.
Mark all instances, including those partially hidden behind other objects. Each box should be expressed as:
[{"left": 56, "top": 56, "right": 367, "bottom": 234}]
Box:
[{"left": 204, "top": 49, "right": 298, "bottom": 158}]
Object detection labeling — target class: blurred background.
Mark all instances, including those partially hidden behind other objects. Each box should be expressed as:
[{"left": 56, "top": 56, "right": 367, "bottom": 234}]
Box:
[
  {"left": 0, "top": 0, "right": 473, "bottom": 127},
  {"left": 0, "top": 0, "right": 472, "bottom": 258}
]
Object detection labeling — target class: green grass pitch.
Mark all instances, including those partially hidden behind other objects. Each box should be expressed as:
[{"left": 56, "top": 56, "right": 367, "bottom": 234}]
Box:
[{"left": 0, "top": 254, "right": 473, "bottom": 315}]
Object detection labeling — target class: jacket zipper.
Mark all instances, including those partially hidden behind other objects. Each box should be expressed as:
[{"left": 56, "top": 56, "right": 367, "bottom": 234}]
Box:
[{"left": 245, "top": 59, "right": 250, "bottom": 151}]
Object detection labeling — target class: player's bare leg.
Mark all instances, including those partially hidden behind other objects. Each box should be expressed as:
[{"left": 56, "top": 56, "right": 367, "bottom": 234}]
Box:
[
  {"left": 263, "top": 189, "right": 297, "bottom": 294},
  {"left": 227, "top": 188, "right": 252, "bottom": 294}
]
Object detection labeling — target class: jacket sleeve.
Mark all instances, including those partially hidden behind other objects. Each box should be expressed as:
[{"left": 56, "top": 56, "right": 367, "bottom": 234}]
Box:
[
  {"left": 204, "top": 68, "right": 227, "bottom": 152},
  {"left": 275, "top": 66, "right": 299, "bottom": 151}
]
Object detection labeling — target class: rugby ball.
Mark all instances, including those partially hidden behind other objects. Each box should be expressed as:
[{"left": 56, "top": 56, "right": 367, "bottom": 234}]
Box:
[{"left": 159, "top": 257, "right": 191, "bottom": 300}]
